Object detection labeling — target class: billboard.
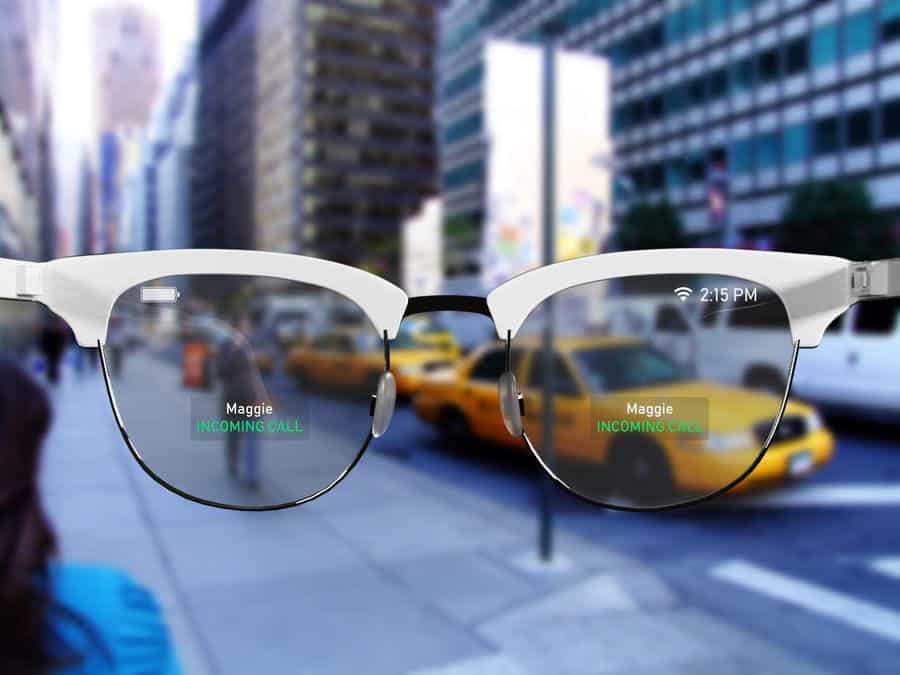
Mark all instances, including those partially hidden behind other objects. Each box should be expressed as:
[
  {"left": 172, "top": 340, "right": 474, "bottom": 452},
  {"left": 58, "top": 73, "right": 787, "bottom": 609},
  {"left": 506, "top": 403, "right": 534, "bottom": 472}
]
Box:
[
  {"left": 481, "top": 40, "right": 612, "bottom": 288},
  {"left": 402, "top": 198, "right": 444, "bottom": 296}
]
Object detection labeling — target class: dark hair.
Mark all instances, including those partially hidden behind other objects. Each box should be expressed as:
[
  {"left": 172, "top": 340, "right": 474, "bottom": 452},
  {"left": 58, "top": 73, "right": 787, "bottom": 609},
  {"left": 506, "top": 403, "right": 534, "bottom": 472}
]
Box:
[{"left": 0, "top": 358, "right": 67, "bottom": 674}]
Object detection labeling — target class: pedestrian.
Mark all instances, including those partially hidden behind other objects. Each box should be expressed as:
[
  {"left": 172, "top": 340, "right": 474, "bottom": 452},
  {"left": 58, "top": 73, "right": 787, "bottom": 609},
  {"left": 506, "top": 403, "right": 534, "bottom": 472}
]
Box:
[
  {"left": 105, "top": 316, "right": 126, "bottom": 376},
  {"left": 0, "top": 358, "right": 182, "bottom": 674},
  {"left": 38, "top": 315, "right": 67, "bottom": 385},
  {"left": 216, "top": 314, "right": 266, "bottom": 490}
]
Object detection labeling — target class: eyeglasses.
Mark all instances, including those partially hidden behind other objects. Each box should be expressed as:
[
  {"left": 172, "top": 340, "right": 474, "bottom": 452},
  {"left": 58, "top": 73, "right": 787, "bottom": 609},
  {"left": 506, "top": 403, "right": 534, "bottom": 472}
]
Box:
[{"left": 4, "top": 249, "right": 888, "bottom": 511}]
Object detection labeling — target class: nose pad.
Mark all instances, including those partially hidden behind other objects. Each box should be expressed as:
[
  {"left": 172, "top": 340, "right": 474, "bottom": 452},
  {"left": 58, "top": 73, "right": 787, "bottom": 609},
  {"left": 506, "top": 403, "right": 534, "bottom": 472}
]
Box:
[
  {"left": 370, "top": 371, "right": 396, "bottom": 438},
  {"left": 498, "top": 371, "right": 524, "bottom": 437}
]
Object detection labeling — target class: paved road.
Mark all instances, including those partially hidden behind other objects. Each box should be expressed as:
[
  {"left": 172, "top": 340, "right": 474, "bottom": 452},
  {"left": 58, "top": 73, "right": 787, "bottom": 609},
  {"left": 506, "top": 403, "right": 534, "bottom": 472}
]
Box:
[
  {"left": 38, "top": 356, "right": 900, "bottom": 674},
  {"left": 379, "top": 403, "right": 900, "bottom": 673}
]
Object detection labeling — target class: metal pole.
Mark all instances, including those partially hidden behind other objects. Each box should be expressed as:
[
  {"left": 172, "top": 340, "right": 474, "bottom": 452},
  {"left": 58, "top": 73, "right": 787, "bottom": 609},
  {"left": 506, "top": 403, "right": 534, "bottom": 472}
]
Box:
[{"left": 539, "top": 42, "right": 556, "bottom": 563}]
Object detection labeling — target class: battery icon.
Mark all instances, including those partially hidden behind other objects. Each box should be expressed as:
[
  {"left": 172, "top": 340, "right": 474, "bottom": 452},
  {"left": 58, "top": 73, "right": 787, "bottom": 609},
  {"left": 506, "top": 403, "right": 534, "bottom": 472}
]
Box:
[{"left": 141, "top": 287, "right": 180, "bottom": 303}]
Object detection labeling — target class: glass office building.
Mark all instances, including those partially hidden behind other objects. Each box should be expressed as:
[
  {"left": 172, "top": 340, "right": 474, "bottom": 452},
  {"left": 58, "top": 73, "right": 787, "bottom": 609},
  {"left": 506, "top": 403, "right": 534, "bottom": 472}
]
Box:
[
  {"left": 439, "top": 0, "right": 900, "bottom": 275},
  {"left": 193, "top": 0, "right": 438, "bottom": 279}
]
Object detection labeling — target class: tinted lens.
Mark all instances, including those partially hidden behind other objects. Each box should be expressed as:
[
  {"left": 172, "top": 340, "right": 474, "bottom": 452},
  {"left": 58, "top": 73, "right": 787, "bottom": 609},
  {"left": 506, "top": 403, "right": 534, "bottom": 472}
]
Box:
[
  {"left": 517, "top": 274, "right": 796, "bottom": 509},
  {"left": 105, "top": 275, "right": 381, "bottom": 508}
]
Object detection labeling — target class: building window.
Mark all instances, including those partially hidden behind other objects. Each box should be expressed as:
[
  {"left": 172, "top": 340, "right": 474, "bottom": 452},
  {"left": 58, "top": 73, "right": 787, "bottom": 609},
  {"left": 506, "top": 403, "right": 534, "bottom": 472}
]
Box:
[
  {"left": 707, "top": 0, "right": 729, "bottom": 25},
  {"left": 647, "top": 93, "right": 664, "bottom": 121},
  {"left": 845, "top": 9, "right": 875, "bottom": 58},
  {"left": 664, "top": 85, "right": 687, "bottom": 115},
  {"left": 665, "top": 9, "right": 685, "bottom": 43},
  {"left": 687, "top": 152, "right": 706, "bottom": 183},
  {"left": 882, "top": 99, "right": 900, "bottom": 139},
  {"left": 883, "top": 0, "right": 900, "bottom": 42},
  {"left": 443, "top": 160, "right": 484, "bottom": 191},
  {"left": 441, "top": 63, "right": 483, "bottom": 100},
  {"left": 784, "top": 123, "right": 808, "bottom": 164},
  {"left": 687, "top": 76, "right": 706, "bottom": 107},
  {"left": 811, "top": 24, "right": 839, "bottom": 68},
  {"left": 756, "top": 131, "right": 781, "bottom": 169},
  {"left": 685, "top": 0, "right": 706, "bottom": 35},
  {"left": 730, "top": 137, "right": 754, "bottom": 174},
  {"left": 847, "top": 108, "right": 873, "bottom": 148},
  {"left": 666, "top": 159, "right": 686, "bottom": 189},
  {"left": 708, "top": 67, "right": 728, "bottom": 101},
  {"left": 757, "top": 47, "right": 780, "bottom": 83},
  {"left": 730, "top": 57, "right": 755, "bottom": 95},
  {"left": 731, "top": 0, "right": 751, "bottom": 16},
  {"left": 784, "top": 36, "right": 809, "bottom": 76},
  {"left": 813, "top": 116, "right": 839, "bottom": 156},
  {"left": 443, "top": 112, "right": 482, "bottom": 145}
]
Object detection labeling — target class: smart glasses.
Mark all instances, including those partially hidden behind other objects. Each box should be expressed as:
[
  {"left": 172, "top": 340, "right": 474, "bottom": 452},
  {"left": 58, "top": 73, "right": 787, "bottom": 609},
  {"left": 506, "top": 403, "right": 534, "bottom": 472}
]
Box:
[{"left": 3, "top": 249, "right": 887, "bottom": 511}]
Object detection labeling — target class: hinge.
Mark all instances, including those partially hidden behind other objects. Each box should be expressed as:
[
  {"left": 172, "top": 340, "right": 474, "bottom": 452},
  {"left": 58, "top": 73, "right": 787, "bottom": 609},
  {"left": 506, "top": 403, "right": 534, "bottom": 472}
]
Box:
[
  {"left": 15, "top": 263, "right": 43, "bottom": 298},
  {"left": 850, "top": 259, "right": 900, "bottom": 299}
]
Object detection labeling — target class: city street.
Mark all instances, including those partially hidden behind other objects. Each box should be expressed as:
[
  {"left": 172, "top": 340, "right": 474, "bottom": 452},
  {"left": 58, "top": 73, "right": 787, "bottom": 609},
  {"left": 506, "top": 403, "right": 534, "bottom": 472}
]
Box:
[{"left": 40, "top": 355, "right": 900, "bottom": 675}]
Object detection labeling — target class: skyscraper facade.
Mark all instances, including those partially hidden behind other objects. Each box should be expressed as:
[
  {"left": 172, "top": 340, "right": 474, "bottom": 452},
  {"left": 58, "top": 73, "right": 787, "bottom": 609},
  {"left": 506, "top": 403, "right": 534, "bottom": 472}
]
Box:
[
  {"left": 0, "top": 0, "right": 58, "bottom": 260},
  {"left": 439, "top": 0, "right": 900, "bottom": 275},
  {"left": 91, "top": 4, "right": 161, "bottom": 252},
  {"left": 192, "top": 0, "right": 439, "bottom": 279}
]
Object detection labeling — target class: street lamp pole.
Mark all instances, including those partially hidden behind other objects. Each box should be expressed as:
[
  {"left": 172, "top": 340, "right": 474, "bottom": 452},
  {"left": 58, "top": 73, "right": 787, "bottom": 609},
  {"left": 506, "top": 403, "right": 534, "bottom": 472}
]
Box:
[{"left": 539, "top": 40, "right": 556, "bottom": 563}]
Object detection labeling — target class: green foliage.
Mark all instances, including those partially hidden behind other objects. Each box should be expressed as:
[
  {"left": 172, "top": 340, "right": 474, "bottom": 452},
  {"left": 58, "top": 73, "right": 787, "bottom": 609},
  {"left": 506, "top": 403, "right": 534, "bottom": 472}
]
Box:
[
  {"left": 617, "top": 201, "right": 686, "bottom": 251},
  {"left": 444, "top": 215, "right": 480, "bottom": 247},
  {"left": 777, "top": 180, "right": 896, "bottom": 260}
]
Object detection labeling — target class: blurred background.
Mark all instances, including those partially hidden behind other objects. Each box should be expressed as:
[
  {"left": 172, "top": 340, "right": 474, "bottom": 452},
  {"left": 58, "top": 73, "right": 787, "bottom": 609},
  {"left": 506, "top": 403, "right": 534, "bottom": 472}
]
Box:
[{"left": 3, "top": 0, "right": 900, "bottom": 673}]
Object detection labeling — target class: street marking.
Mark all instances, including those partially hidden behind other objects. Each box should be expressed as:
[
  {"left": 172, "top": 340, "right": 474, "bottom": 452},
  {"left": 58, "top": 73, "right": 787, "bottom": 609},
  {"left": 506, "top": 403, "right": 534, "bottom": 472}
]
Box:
[
  {"left": 869, "top": 557, "right": 900, "bottom": 581},
  {"left": 729, "top": 484, "right": 900, "bottom": 508},
  {"left": 711, "top": 560, "right": 900, "bottom": 643}
]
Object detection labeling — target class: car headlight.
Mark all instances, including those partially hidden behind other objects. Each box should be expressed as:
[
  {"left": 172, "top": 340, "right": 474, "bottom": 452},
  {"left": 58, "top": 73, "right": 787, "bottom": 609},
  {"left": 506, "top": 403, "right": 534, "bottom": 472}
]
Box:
[
  {"left": 397, "top": 364, "right": 422, "bottom": 376},
  {"left": 705, "top": 430, "right": 756, "bottom": 453},
  {"left": 806, "top": 410, "right": 824, "bottom": 432}
]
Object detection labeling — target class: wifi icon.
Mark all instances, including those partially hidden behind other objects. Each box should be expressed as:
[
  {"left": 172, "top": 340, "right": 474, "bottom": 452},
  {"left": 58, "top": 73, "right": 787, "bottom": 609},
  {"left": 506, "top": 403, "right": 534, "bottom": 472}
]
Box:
[{"left": 674, "top": 286, "right": 693, "bottom": 302}]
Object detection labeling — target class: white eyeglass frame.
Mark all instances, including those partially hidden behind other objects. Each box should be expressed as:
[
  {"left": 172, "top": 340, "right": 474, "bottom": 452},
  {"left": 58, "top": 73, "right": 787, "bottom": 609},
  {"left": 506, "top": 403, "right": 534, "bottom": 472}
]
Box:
[
  {"left": 2, "top": 247, "right": 896, "bottom": 511},
  {"left": 0, "top": 248, "right": 890, "bottom": 348}
]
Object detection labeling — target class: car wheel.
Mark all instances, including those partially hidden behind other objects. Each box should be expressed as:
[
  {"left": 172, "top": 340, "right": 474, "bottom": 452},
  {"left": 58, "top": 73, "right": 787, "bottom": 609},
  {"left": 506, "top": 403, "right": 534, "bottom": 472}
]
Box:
[
  {"left": 439, "top": 407, "right": 472, "bottom": 441},
  {"left": 610, "top": 437, "right": 676, "bottom": 506},
  {"left": 743, "top": 367, "right": 786, "bottom": 396}
]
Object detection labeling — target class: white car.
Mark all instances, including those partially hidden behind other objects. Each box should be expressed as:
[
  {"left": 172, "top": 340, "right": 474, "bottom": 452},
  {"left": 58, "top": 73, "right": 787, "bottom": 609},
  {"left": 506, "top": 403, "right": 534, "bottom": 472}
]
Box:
[{"left": 695, "top": 290, "right": 900, "bottom": 415}]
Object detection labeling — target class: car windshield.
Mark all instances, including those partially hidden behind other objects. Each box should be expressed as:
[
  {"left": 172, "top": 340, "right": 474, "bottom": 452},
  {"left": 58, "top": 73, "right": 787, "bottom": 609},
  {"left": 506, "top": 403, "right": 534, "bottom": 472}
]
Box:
[
  {"left": 572, "top": 344, "right": 685, "bottom": 392},
  {"left": 275, "top": 311, "right": 309, "bottom": 325},
  {"left": 393, "top": 329, "right": 430, "bottom": 350}
]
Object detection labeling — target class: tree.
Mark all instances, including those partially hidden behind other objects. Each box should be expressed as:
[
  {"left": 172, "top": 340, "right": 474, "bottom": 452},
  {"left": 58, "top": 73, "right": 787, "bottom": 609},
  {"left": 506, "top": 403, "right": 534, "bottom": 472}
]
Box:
[
  {"left": 444, "top": 215, "right": 480, "bottom": 248},
  {"left": 777, "top": 180, "right": 896, "bottom": 260},
  {"left": 616, "top": 201, "right": 686, "bottom": 251}
]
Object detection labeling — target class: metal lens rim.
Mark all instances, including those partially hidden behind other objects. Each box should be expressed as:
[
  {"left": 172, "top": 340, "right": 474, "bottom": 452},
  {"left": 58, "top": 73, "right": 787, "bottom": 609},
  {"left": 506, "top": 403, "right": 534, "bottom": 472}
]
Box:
[
  {"left": 97, "top": 341, "right": 374, "bottom": 511},
  {"left": 518, "top": 341, "right": 800, "bottom": 512}
]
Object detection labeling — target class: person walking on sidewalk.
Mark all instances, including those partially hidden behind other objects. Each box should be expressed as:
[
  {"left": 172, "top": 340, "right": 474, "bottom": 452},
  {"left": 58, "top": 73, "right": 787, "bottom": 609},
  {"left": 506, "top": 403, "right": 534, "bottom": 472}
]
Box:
[
  {"left": 217, "top": 314, "right": 266, "bottom": 491},
  {"left": 38, "top": 315, "right": 67, "bottom": 385},
  {"left": 0, "top": 358, "right": 182, "bottom": 675}
]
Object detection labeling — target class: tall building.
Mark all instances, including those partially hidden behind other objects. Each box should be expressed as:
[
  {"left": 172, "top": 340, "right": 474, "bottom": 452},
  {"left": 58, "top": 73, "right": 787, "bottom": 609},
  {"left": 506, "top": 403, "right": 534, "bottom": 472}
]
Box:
[
  {"left": 91, "top": 4, "right": 161, "bottom": 252},
  {"left": 0, "top": 0, "right": 58, "bottom": 260},
  {"left": 192, "top": 0, "right": 439, "bottom": 279},
  {"left": 0, "top": 100, "right": 35, "bottom": 258},
  {"left": 439, "top": 0, "right": 900, "bottom": 276},
  {"left": 123, "top": 50, "right": 197, "bottom": 252}
]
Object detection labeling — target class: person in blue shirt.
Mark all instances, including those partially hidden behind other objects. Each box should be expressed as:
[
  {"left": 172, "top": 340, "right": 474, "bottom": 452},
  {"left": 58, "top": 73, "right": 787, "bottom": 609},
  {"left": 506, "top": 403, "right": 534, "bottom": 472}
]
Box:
[{"left": 0, "top": 357, "right": 181, "bottom": 674}]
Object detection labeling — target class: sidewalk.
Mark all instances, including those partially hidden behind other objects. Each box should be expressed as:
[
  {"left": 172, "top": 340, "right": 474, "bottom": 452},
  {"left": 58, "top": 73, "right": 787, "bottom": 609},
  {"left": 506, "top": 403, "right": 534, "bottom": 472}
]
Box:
[{"left": 40, "top": 366, "right": 833, "bottom": 675}]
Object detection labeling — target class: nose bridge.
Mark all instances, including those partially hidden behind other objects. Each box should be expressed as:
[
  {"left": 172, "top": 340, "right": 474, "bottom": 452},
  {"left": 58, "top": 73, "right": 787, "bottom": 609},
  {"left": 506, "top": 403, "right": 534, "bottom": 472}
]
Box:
[{"left": 403, "top": 295, "right": 492, "bottom": 318}]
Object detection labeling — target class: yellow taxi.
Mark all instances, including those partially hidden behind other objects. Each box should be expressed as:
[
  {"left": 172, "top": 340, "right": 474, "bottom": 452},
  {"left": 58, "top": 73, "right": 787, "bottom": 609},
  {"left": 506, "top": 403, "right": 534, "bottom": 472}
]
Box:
[
  {"left": 413, "top": 336, "right": 834, "bottom": 499},
  {"left": 286, "top": 324, "right": 461, "bottom": 397}
]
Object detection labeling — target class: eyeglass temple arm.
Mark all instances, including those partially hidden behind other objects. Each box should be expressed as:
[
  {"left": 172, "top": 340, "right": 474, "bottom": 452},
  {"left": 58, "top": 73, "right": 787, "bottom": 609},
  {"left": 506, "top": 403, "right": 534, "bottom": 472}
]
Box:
[
  {"left": 0, "top": 258, "right": 44, "bottom": 301},
  {"left": 849, "top": 259, "right": 900, "bottom": 301}
]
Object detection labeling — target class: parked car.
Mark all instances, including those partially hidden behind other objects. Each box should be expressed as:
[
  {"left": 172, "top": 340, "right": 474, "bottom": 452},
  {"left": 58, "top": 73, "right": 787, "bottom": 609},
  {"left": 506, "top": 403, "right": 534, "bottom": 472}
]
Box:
[
  {"left": 786, "top": 299, "right": 900, "bottom": 415},
  {"left": 693, "top": 290, "right": 900, "bottom": 415},
  {"left": 412, "top": 336, "right": 833, "bottom": 500}
]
